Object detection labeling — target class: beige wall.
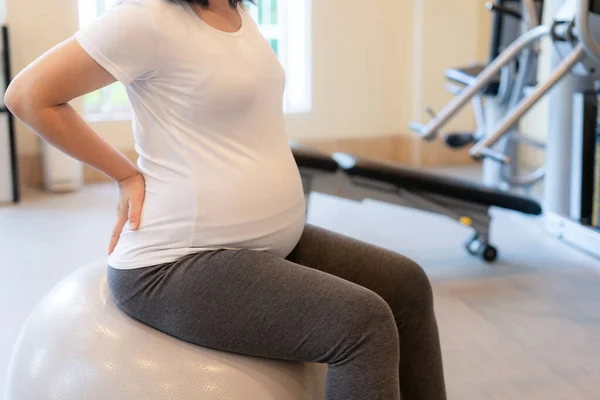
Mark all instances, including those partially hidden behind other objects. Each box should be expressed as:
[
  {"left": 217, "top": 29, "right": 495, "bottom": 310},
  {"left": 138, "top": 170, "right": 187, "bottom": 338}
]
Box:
[
  {"left": 298, "top": 0, "right": 492, "bottom": 141},
  {"left": 286, "top": 0, "right": 411, "bottom": 141},
  {"left": 8, "top": 0, "right": 492, "bottom": 158},
  {"left": 7, "top": 0, "right": 81, "bottom": 156},
  {"left": 412, "top": 0, "right": 491, "bottom": 130}
]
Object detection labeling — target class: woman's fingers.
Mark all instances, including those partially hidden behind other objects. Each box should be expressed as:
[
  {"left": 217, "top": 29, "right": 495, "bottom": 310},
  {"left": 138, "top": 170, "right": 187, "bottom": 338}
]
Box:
[
  {"left": 128, "top": 188, "right": 145, "bottom": 230},
  {"left": 110, "top": 172, "right": 146, "bottom": 255},
  {"left": 109, "top": 202, "right": 128, "bottom": 255}
]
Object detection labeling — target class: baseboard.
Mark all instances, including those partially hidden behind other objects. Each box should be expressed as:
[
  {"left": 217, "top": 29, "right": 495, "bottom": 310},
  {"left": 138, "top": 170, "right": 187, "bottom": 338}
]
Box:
[
  {"left": 17, "top": 135, "right": 474, "bottom": 188},
  {"left": 546, "top": 212, "right": 600, "bottom": 260},
  {"left": 17, "top": 153, "right": 43, "bottom": 190},
  {"left": 18, "top": 150, "right": 139, "bottom": 189}
]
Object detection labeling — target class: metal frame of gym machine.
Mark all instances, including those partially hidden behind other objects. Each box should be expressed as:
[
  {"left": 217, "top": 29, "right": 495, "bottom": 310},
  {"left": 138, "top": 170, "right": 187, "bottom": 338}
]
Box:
[
  {"left": 412, "top": 0, "right": 600, "bottom": 258},
  {"left": 411, "top": 0, "right": 546, "bottom": 194}
]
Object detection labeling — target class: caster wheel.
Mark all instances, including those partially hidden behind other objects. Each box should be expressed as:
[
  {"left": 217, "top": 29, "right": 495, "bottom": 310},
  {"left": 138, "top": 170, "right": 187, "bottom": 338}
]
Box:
[
  {"left": 466, "top": 241, "right": 480, "bottom": 256},
  {"left": 465, "top": 236, "right": 483, "bottom": 256},
  {"left": 480, "top": 245, "right": 498, "bottom": 263},
  {"left": 465, "top": 236, "right": 498, "bottom": 263}
]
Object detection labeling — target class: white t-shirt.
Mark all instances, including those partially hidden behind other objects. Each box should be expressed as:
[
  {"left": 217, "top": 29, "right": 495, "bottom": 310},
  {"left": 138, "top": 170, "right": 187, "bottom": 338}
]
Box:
[{"left": 75, "top": 0, "right": 306, "bottom": 270}]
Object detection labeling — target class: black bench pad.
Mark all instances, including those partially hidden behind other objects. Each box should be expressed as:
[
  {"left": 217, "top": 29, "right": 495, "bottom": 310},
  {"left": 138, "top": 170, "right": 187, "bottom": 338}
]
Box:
[{"left": 332, "top": 153, "right": 543, "bottom": 216}]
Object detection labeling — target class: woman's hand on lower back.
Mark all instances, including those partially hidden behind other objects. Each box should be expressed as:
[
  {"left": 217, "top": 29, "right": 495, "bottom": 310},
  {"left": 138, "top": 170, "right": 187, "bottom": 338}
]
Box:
[{"left": 109, "top": 173, "right": 146, "bottom": 256}]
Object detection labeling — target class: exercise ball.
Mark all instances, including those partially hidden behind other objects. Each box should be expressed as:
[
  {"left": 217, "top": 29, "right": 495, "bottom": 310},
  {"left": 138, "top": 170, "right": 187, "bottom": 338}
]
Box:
[{"left": 6, "top": 260, "right": 327, "bottom": 400}]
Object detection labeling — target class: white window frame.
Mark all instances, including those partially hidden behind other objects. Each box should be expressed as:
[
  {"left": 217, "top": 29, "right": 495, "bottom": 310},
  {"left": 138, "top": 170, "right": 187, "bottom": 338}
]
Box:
[
  {"left": 248, "top": 0, "right": 312, "bottom": 114},
  {"left": 78, "top": 0, "right": 312, "bottom": 120}
]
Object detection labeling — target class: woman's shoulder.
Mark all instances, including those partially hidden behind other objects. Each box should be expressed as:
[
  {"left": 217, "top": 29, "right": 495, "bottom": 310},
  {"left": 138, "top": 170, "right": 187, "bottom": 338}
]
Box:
[
  {"left": 109, "top": 0, "right": 192, "bottom": 35},
  {"left": 111, "top": 0, "right": 183, "bottom": 18}
]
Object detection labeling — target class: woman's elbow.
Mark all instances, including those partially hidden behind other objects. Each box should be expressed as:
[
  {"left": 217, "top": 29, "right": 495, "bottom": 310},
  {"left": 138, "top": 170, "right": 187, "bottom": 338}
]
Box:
[{"left": 4, "top": 79, "right": 28, "bottom": 119}]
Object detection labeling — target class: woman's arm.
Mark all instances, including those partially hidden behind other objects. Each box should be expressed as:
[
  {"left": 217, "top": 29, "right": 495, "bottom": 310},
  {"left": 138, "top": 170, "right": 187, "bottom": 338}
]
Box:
[
  {"left": 4, "top": 37, "right": 139, "bottom": 183},
  {"left": 6, "top": 37, "right": 146, "bottom": 254}
]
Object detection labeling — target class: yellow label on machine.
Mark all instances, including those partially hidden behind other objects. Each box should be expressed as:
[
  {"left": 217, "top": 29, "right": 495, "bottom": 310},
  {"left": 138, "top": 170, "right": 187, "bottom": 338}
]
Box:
[{"left": 459, "top": 216, "right": 472, "bottom": 226}]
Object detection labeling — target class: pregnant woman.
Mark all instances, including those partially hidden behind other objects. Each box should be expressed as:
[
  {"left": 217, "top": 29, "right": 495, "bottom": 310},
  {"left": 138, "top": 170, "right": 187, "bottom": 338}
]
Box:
[{"left": 5, "top": 0, "right": 447, "bottom": 398}]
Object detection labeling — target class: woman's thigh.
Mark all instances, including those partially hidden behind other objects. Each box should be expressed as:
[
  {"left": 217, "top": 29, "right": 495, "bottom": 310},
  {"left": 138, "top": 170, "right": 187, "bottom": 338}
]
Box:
[
  {"left": 108, "top": 249, "right": 399, "bottom": 365},
  {"left": 286, "top": 224, "right": 435, "bottom": 319}
]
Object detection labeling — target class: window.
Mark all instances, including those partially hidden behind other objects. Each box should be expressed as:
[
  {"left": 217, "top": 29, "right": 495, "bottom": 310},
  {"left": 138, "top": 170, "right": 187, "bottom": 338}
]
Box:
[
  {"left": 78, "top": 0, "right": 312, "bottom": 121},
  {"left": 247, "top": 0, "right": 312, "bottom": 114}
]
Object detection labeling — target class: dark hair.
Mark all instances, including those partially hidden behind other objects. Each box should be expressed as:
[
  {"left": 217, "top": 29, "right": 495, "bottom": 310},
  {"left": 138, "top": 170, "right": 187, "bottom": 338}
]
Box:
[{"left": 167, "top": 0, "right": 255, "bottom": 8}]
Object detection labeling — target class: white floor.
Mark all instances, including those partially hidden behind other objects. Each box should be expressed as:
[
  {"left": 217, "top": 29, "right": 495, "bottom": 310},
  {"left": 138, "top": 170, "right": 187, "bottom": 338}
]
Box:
[{"left": 2, "top": 180, "right": 600, "bottom": 399}]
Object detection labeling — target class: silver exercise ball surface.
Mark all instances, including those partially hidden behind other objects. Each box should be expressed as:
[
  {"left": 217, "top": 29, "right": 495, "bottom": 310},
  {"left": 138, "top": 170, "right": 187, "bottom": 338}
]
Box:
[{"left": 6, "top": 260, "right": 327, "bottom": 400}]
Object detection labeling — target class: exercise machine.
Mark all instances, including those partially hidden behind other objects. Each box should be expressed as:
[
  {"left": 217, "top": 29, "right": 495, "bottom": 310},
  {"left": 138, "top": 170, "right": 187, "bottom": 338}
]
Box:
[
  {"left": 542, "top": 0, "right": 600, "bottom": 257},
  {"left": 291, "top": 142, "right": 542, "bottom": 263},
  {"left": 462, "top": 0, "right": 600, "bottom": 256},
  {"left": 292, "top": 0, "right": 600, "bottom": 262},
  {"left": 410, "top": 0, "right": 546, "bottom": 194}
]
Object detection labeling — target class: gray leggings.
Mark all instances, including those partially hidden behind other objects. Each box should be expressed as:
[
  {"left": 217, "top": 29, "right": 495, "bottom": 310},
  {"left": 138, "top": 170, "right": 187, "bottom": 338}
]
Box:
[{"left": 108, "top": 224, "right": 446, "bottom": 400}]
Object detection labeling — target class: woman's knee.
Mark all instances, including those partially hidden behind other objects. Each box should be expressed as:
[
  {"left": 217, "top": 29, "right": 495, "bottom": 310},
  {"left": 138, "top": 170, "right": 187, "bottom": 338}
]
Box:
[
  {"left": 335, "top": 289, "right": 398, "bottom": 343},
  {"left": 325, "top": 292, "right": 399, "bottom": 372},
  {"left": 392, "top": 256, "right": 435, "bottom": 312}
]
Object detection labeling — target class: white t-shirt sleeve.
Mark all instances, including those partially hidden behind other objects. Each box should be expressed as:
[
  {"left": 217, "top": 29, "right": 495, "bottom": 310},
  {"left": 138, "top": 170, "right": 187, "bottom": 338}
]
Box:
[{"left": 74, "top": 0, "right": 160, "bottom": 85}]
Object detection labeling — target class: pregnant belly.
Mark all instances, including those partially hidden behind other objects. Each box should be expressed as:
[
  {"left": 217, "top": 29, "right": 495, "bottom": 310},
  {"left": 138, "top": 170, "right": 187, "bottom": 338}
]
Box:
[
  {"left": 191, "top": 157, "right": 307, "bottom": 254},
  {"left": 121, "top": 149, "right": 306, "bottom": 257}
]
